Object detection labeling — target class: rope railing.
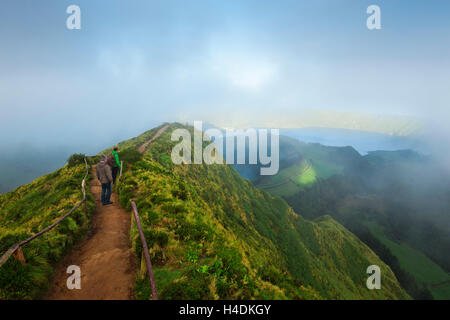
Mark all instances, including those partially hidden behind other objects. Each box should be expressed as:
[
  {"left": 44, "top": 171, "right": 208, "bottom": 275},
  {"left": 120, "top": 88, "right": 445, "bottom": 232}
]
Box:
[
  {"left": 0, "top": 158, "right": 89, "bottom": 268},
  {"left": 130, "top": 201, "right": 158, "bottom": 300}
]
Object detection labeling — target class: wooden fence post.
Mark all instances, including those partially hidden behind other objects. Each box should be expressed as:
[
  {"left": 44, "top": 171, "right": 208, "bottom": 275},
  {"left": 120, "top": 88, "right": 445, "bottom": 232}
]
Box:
[
  {"left": 138, "top": 250, "right": 148, "bottom": 280},
  {"left": 130, "top": 201, "right": 158, "bottom": 299}
]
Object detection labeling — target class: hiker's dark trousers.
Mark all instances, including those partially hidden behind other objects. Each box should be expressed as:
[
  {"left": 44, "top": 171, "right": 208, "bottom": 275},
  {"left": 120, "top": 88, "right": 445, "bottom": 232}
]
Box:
[
  {"left": 112, "top": 166, "right": 119, "bottom": 184},
  {"left": 101, "top": 182, "right": 112, "bottom": 204}
]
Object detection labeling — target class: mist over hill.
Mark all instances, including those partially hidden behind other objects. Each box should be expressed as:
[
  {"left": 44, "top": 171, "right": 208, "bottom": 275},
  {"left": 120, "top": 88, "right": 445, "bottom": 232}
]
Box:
[
  {"left": 0, "top": 146, "right": 74, "bottom": 194},
  {"left": 0, "top": 121, "right": 162, "bottom": 194},
  {"left": 1, "top": 122, "right": 447, "bottom": 300},
  {"left": 0, "top": 123, "right": 410, "bottom": 300},
  {"left": 235, "top": 134, "right": 450, "bottom": 299}
]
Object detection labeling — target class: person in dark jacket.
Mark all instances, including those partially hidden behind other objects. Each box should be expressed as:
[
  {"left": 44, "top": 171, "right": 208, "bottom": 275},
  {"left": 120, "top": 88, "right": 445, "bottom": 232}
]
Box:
[{"left": 96, "top": 155, "right": 113, "bottom": 205}]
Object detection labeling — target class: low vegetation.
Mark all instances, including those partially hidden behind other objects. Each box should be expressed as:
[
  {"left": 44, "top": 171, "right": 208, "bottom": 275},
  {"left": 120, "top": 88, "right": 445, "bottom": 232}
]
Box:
[
  {"left": 0, "top": 163, "right": 95, "bottom": 299},
  {"left": 67, "top": 153, "right": 86, "bottom": 168},
  {"left": 1, "top": 123, "right": 421, "bottom": 300},
  {"left": 114, "top": 123, "right": 409, "bottom": 300},
  {"left": 278, "top": 146, "right": 450, "bottom": 299}
]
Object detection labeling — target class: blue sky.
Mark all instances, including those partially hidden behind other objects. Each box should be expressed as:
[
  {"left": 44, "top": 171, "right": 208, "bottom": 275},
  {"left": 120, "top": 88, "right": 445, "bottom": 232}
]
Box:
[{"left": 1, "top": 0, "right": 449, "bottom": 148}]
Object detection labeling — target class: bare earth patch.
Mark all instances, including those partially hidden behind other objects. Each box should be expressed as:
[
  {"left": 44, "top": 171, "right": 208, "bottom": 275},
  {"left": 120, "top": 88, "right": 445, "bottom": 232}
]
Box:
[{"left": 45, "top": 169, "right": 136, "bottom": 300}]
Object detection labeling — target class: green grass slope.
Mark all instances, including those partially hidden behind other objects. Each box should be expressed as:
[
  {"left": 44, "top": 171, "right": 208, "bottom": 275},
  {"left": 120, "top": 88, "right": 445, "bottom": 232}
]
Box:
[
  {"left": 256, "top": 161, "right": 316, "bottom": 197},
  {"left": 254, "top": 139, "right": 368, "bottom": 197},
  {"left": 364, "top": 221, "right": 450, "bottom": 300},
  {"left": 113, "top": 123, "right": 409, "bottom": 300},
  {"left": 0, "top": 162, "right": 95, "bottom": 299},
  {"left": 246, "top": 138, "right": 450, "bottom": 300}
]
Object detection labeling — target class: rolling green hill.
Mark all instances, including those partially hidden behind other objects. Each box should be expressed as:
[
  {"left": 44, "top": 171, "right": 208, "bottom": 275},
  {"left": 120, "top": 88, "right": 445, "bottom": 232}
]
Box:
[
  {"left": 0, "top": 123, "right": 410, "bottom": 300},
  {"left": 110, "top": 123, "right": 409, "bottom": 299},
  {"left": 256, "top": 160, "right": 314, "bottom": 197},
  {"left": 363, "top": 221, "right": 450, "bottom": 300},
  {"left": 255, "top": 137, "right": 450, "bottom": 299},
  {"left": 254, "top": 138, "right": 368, "bottom": 197}
]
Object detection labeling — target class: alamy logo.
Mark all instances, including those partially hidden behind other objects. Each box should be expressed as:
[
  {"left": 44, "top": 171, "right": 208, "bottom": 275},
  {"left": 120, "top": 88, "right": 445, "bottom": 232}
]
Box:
[
  {"left": 367, "top": 5, "right": 381, "bottom": 30},
  {"left": 66, "top": 265, "right": 81, "bottom": 290},
  {"left": 66, "top": 5, "right": 81, "bottom": 30},
  {"left": 171, "top": 121, "right": 279, "bottom": 175},
  {"left": 366, "top": 265, "right": 381, "bottom": 290}
]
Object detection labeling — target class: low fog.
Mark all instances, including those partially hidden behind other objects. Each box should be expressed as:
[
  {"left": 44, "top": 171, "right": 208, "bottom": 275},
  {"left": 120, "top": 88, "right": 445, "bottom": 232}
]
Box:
[{"left": 1, "top": 0, "right": 450, "bottom": 190}]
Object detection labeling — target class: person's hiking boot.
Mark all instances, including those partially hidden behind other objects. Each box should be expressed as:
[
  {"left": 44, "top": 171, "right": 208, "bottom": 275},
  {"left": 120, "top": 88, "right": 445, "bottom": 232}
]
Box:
[{"left": 105, "top": 201, "right": 113, "bottom": 205}]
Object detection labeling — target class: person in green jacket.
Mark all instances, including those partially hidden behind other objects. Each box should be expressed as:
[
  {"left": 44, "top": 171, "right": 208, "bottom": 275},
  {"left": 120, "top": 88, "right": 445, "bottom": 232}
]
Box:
[{"left": 111, "top": 147, "right": 121, "bottom": 184}]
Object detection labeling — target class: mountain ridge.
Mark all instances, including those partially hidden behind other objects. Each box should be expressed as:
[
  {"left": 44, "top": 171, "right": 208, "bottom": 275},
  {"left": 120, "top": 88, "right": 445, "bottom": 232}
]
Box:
[
  {"left": 0, "top": 122, "right": 410, "bottom": 300},
  {"left": 110, "top": 122, "right": 409, "bottom": 299}
]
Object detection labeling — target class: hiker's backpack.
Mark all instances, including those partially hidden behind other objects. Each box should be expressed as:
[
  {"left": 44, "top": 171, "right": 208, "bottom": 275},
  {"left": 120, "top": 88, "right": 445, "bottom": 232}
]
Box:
[{"left": 106, "top": 154, "right": 115, "bottom": 167}]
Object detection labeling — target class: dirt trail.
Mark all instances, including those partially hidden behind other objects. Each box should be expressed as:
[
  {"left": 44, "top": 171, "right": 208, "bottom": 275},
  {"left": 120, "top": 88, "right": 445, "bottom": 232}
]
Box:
[
  {"left": 137, "top": 124, "right": 169, "bottom": 153},
  {"left": 45, "top": 170, "right": 136, "bottom": 300}
]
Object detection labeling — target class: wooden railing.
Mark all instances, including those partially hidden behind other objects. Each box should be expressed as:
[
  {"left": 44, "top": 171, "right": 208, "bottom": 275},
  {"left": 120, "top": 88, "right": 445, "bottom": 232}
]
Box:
[
  {"left": 130, "top": 201, "right": 158, "bottom": 300},
  {"left": 0, "top": 158, "right": 89, "bottom": 268}
]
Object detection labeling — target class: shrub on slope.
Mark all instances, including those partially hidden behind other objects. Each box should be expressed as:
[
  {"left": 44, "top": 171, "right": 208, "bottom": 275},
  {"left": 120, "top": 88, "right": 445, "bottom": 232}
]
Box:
[
  {"left": 0, "top": 164, "right": 95, "bottom": 299},
  {"left": 115, "top": 123, "right": 410, "bottom": 300}
]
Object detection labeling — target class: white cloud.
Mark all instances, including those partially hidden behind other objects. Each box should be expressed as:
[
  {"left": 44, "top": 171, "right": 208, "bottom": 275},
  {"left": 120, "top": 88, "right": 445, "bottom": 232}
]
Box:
[
  {"left": 207, "top": 43, "right": 279, "bottom": 91},
  {"left": 97, "top": 48, "right": 144, "bottom": 80}
]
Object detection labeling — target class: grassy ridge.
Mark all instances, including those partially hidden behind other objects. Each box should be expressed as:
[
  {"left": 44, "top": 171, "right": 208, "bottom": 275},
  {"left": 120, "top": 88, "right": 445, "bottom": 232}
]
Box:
[
  {"left": 278, "top": 144, "right": 450, "bottom": 299},
  {"left": 0, "top": 163, "right": 95, "bottom": 299},
  {"left": 0, "top": 123, "right": 412, "bottom": 300},
  {"left": 256, "top": 161, "right": 313, "bottom": 197},
  {"left": 255, "top": 142, "right": 353, "bottom": 197},
  {"left": 114, "top": 123, "right": 409, "bottom": 300},
  {"left": 364, "top": 221, "right": 450, "bottom": 299}
]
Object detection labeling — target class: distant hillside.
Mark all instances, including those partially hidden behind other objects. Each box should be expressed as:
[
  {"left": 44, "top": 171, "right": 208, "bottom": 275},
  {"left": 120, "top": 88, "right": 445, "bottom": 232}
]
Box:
[
  {"left": 233, "top": 135, "right": 305, "bottom": 182},
  {"left": 111, "top": 123, "right": 409, "bottom": 299},
  {"left": 244, "top": 136, "right": 371, "bottom": 197},
  {"left": 249, "top": 136, "right": 450, "bottom": 299},
  {"left": 1, "top": 123, "right": 411, "bottom": 300}
]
